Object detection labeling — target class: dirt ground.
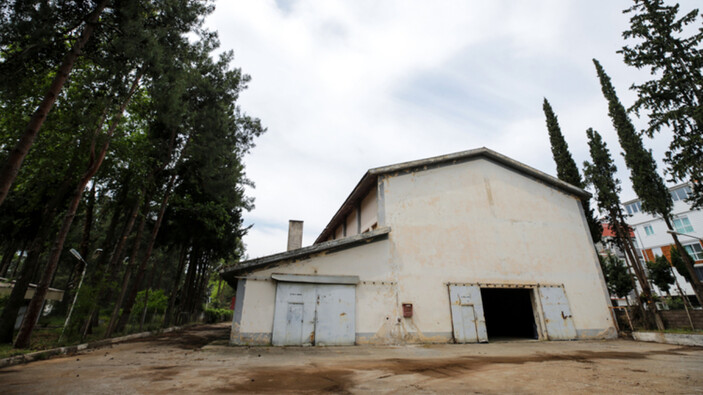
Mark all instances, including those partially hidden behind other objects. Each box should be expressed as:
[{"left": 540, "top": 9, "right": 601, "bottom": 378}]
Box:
[{"left": 1, "top": 323, "right": 702, "bottom": 394}]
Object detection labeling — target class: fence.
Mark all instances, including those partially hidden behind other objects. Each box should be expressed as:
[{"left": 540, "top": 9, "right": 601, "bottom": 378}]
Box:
[{"left": 611, "top": 306, "right": 703, "bottom": 332}]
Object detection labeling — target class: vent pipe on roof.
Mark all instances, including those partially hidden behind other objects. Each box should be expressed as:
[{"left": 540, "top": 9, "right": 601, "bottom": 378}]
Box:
[{"left": 287, "top": 220, "right": 304, "bottom": 251}]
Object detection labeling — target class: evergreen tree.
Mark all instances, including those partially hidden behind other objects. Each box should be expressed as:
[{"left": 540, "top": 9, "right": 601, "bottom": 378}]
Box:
[
  {"left": 542, "top": 98, "right": 601, "bottom": 244},
  {"left": 593, "top": 58, "right": 703, "bottom": 307},
  {"left": 670, "top": 246, "right": 695, "bottom": 285},
  {"left": 601, "top": 253, "right": 635, "bottom": 299},
  {"left": 620, "top": 0, "right": 703, "bottom": 208},
  {"left": 646, "top": 256, "right": 675, "bottom": 295},
  {"left": 0, "top": 0, "right": 111, "bottom": 206},
  {"left": 583, "top": 128, "right": 649, "bottom": 319}
]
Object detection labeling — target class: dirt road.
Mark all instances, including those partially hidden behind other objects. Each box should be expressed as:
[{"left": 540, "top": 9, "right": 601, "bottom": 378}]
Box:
[{"left": 1, "top": 323, "right": 702, "bottom": 394}]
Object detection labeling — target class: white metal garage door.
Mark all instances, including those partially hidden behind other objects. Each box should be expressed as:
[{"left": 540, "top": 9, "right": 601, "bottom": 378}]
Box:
[
  {"left": 448, "top": 284, "right": 488, "bottom": 343},
  {"left": 538, "top": 285, "right": 577, "bottom": 340},
  {"left": 271, "top": 274, "right": 357, "bottom": 346}
]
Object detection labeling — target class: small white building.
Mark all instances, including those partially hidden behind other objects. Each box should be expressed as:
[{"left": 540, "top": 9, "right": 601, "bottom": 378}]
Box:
[
  {"left": 623, "top": 182, "right": 703, "bottom": 296},
  {"left": 221, "top": 148, "right": 616, "bottom": 345}
]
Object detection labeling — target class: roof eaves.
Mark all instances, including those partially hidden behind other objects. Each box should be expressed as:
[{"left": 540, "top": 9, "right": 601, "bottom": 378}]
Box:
[
  {"left": 314, "top": 171, "right": 377, "bottom": 244},
  {"left": 370, "top": 147, "right": 590, "bottom": 199},
  {"left": 220, "top": 227, "right": 391, "bottom": 283}
]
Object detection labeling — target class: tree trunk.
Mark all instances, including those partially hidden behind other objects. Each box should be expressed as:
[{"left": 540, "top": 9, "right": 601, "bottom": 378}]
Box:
[
  {"left": 8, "top": 247, "right": 26, "bottom": 278},
  {"left": 107, "top": 197, "right": 142, "bottom": 279},
  {"left": 139, "top": 262, "right": 159, "bottom": 331},
  {"left": 13, "top": 70, "right": 142, "bottom": 348},
  {"left": 82, "top": 195, "right": 142, "bottom": 331},
  {"left": 115, "top": 173, "right": 176, "bottom": 332},
  {"left": 0, "top": 240, "right": 17, "bottom": 277},
  {"left": 59, "top": 183, "right": 97, "bottom": 316},
  {"left": 163, "top": 244, "right": 188, "bottom": 328},
  {"left": 0, "top": 0, "right": 110, "bottom": 206},
  {"left": 0, "top": 237, "right": 45, "bottom": 343},
  {"left": 663, "top": 216, "right": 703, "bottom": 306},
  {"left": 76, "top": 185, "right": 127, "bottom": 338},
  {"left": 178, "top": 248, "right": 198, "bottom": 325},
  {"left": 0, "top": 174, "right": 71, "bottom": 344},
  {"left": 614, "top": 212, "right": 664, "bottom": 330},
  {"left": 105, "top": 204, "right": 147, "bottom": 338}
]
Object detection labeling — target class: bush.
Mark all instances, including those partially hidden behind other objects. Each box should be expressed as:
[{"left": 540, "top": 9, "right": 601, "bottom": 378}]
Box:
[
  {"left": 666, "top": 296, "right": 686, "bottom": 310},
  {"left": 204, "top": 308, "right": 232, "bottom": 323}
]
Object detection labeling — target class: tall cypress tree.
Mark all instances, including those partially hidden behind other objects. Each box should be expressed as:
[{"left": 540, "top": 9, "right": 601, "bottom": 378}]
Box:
[
  {"left": 593, "top": 58, "right": 703, "bottom": 307},
  {"left": 620, "top": 0, "right": 703, "bottom": 209},
  {"left": 583, "top": 128, "right": 651, "bottom": 322},
  {"left": 542, "top": 98, "right": 601, "bottom": 244}
]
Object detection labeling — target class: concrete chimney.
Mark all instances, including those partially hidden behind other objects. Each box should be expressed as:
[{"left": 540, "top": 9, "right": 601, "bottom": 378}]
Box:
[{"left": 287, "top": 220, "right": 304, "bottom": 251}]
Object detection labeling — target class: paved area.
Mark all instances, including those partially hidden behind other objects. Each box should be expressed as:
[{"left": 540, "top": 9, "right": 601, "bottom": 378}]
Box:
[{"left": 1, "top": 323, "right": 702, "bottom": 394}]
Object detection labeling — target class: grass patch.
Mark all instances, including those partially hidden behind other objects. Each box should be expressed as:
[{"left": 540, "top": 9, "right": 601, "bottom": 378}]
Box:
[{"left": 0, "top": 344, "right": 33, "bottom": 359}]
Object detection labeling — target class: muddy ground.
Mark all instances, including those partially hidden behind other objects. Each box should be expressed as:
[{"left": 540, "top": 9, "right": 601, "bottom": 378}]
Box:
[{"left": 1, "top": 323, "right": 702, "bottom": 394}]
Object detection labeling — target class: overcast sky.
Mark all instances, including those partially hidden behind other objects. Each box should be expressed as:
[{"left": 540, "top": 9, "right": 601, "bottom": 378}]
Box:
[{"left": 205, "top": 0, "right": 697, "bottom": 260}]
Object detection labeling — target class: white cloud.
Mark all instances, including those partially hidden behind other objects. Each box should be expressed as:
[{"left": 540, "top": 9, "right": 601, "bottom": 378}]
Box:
[{"left": 206, "top": 0, "right": 697, "bottom": 259}]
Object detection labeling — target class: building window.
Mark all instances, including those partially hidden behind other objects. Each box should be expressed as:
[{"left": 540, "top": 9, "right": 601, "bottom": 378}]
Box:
[
  {"left": 625, "top": 201, "right": 642, "bottom": 215},
  {"left": 695, "top": 265, "right": 703, "bottom": 281},
  {"left": 644, "top": 225, "right": 654, "bottom": 236},
  {"left": 683, "top": 243, "right": 703, "bottom": 261},
  {"left": 673, "top": 217, "right": 694, "bottom": 234},
  {"left": 670, "top": 186, "right": 692, "bottom": 202}
]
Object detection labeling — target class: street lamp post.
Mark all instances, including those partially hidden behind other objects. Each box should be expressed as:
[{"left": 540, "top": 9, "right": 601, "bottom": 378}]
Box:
[
  {"left": 59, "top": 249, "right": 89, "bottom": 343},
  {"left": 666, "top": 230, "right": 703, "bottom": 242}
]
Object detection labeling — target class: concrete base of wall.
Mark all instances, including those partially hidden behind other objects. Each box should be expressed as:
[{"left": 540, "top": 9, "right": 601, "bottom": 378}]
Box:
[{"left": 633, "top": 331, "right": 703, "bottom": 347}]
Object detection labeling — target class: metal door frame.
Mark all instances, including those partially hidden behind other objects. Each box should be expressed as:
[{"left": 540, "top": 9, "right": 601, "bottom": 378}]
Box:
[{"left": 446, "top": 282, "right": 575, "bottom": 342}]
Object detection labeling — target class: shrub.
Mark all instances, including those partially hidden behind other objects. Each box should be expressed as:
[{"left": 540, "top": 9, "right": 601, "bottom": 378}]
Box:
[{"left": 204, "top": 308, "right": 232, "bottom": 323}]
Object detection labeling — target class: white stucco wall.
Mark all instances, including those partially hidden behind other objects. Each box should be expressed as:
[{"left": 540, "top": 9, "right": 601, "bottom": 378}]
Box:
[
  {"left": 379, "top": 158, "right": 615, "bottom": 339},
  {"left": 232, "top": 238, "right": 396, "bottom": 345}
]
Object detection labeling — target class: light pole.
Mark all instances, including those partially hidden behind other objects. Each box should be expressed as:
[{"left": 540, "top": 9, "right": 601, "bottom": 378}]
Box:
[
  {"left": 59, "top": 249, "right": 91, "bottom": 342},
  {"left": 666, "top": 230, "right": 703, "bottom": 242}
]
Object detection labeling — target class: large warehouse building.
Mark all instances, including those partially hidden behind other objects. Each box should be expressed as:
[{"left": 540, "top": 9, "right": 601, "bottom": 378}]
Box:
[{"left": 220, "top": 148, "right": 616, "bottom": 345}]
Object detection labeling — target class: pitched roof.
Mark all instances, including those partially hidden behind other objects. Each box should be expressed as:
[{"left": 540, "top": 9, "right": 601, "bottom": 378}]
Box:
[
  {"left": 601, "top": 223, "right": 634, "bottom": 238},
  {"left": 219, "top": 227, "right": 390, "bottom": 284},
  {"left": 315, "top": 147, "right": 591, "bottom": 243}
]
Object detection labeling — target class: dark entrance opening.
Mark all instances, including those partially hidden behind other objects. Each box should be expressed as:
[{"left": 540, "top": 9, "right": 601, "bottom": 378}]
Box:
[{"left": 480, "top": 288, "right": 537, "bottom": 340}]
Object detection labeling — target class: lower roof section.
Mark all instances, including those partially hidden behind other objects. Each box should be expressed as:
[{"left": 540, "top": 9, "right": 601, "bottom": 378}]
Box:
[
  {"left": 271, "top": 273, "right": 360, "bottom": 285},
  {"left": 220, "top": 227, "right": 391, "bottom": 286}
]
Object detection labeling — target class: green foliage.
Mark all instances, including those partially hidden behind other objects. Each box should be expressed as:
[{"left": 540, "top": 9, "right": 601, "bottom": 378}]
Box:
[
  {"left": 593, "top": 59, "right": 673, "bottom": 219},
  {"left": 0, "top": 0, "right": 264, "bottom": 346},
  {"left": 670, "top": 246, "right": 695, "bottom": 284},
  {"left": 542, "top": 98, "right": 601, "bottom": 244},
  {"left": 620, "top": 0, "right": 703, "bottom": 209},
  {"left": 600, "top": 253, "right": 635, "bottom": 298},
  {"left": 132, "top": 289, "right": 168, "bottom": 321},
  {"left": 203, "top": 308, "right": 232, "bottom": 324},
  {"left": 646, "top": 256, "right": 675, "bottom": 294},
  {"left": 665, "top": 296, "right": 686, "bottom": 310},
  {"left": 584, "top": 128, "right": 622, "bottom": 223}
]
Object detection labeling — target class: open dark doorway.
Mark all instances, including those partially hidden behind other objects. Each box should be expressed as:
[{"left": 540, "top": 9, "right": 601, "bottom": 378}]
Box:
[{"left": 480, "top": 288, "right": 537, "bottom": 340}]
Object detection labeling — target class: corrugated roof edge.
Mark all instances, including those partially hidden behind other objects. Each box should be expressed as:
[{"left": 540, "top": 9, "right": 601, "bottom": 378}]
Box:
[
  {"left": 219, "top": 227, "right": 391, "bottom": 285},
  {"left": 314, "top": 147, "right": 591, "bottom": 244}
]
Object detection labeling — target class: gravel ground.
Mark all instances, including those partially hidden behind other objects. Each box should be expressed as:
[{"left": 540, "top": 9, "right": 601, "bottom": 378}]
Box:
[{"left": 1, "top": 323, "right": 702, "bottom": 394}]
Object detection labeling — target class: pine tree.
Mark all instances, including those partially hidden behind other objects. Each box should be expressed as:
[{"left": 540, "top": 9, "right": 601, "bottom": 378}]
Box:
[
  {"left": 583, "top": 128, "right": 649, "bottom": 320},
  {"left": 620, "top": 0, "right": 703, "bottom": 208},
  {"left": 601, "top": 253, "right": 635, "bottom": 299},
  {"left": 593, "top": 58, "right": 703, "bottom": 307},
  {"left": 542, "top": 98, "right": 601, "bottom": 244},
  {"left": 0, "top": 0, "right": 110, "bottom": 206},
  {"left": 646, "top": 256, "right": 675, "bottom": 295}
]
